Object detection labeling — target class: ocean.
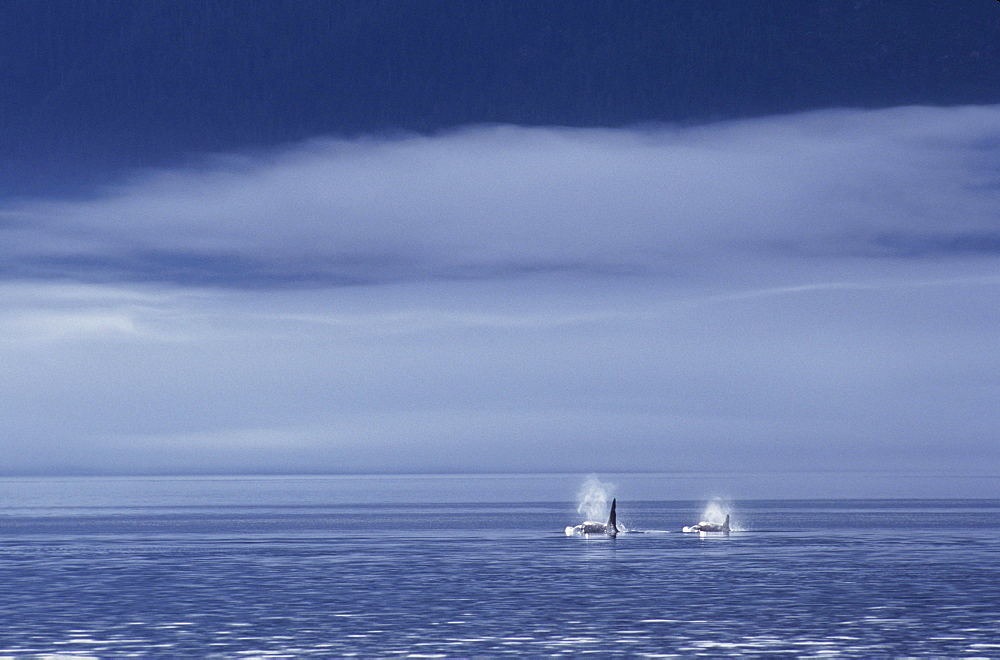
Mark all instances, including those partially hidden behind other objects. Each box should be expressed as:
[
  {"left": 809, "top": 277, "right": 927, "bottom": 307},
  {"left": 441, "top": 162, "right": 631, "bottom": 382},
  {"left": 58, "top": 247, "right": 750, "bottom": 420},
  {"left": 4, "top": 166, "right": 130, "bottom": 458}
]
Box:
[{"left": 0, "top": 475, "right": 998, "bottom": 657}]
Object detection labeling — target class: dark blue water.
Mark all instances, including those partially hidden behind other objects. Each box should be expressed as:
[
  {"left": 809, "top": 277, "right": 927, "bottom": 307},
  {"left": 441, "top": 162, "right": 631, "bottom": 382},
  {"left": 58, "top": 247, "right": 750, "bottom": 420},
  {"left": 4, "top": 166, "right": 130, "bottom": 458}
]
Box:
[{"left": 1, "top": 476, "right": 998, "bottom": 657}]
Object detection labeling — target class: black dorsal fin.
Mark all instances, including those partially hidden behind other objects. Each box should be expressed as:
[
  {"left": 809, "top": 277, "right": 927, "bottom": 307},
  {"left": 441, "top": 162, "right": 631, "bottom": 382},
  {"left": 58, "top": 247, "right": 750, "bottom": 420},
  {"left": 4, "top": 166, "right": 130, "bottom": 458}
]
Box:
[{"left": 608, "top": 498, "right": 617, "bottom": 532}]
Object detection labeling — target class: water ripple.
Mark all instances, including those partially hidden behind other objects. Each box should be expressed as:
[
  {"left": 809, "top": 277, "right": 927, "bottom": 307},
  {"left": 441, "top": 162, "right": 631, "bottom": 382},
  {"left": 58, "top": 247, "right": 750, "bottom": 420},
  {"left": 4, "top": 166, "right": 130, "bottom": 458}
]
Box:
[{"left": 1, "top": 501, "right": 998, "bottom": 656}]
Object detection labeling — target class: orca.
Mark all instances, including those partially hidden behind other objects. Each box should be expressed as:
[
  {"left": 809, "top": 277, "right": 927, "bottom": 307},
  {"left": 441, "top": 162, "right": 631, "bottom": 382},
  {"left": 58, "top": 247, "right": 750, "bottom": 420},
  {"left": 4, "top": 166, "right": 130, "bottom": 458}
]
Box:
[
  {"left": 682, "top": 514, "right": 730, "bottom": 534},
  {"left": 567, "top": 498, "right": 619, "bottom": 537}
]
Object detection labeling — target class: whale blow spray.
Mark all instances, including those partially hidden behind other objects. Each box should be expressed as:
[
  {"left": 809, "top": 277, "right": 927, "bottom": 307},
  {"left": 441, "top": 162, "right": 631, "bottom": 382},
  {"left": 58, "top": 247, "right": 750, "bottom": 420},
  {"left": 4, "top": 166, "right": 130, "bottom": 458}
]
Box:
[
  {"left": 701, "top": 497, "right": 742, "bottom": 532},
  {"left": 576, "top": 476, "right": 615, "bottom": 522}
]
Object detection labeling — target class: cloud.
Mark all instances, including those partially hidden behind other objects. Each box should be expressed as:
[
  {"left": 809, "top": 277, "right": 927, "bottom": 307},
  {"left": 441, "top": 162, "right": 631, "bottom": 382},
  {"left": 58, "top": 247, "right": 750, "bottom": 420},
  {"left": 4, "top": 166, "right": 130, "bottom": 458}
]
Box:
[
  {"left": 3, "top": 105, "right": 999, "bottom": 287},
  {"left": 1, "top": 106, "right": 999, "bottom": 488},
  {"left": 3, "top": 267, "right": 998, "bottom": 483}
]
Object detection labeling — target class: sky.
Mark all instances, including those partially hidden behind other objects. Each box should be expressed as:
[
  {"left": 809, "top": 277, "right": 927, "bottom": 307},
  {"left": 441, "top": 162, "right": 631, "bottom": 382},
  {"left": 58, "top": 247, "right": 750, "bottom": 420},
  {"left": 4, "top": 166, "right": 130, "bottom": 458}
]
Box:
[{"left": 1, "top": 3, "right": 998, "bottom": 494}]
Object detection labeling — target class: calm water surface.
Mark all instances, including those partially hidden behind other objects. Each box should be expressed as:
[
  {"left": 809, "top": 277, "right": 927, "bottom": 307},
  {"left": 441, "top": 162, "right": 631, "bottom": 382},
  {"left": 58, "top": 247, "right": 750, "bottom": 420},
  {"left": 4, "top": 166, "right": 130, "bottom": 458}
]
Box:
[{"left": 0, "top": 475, "right": 998, "bottom": 657}]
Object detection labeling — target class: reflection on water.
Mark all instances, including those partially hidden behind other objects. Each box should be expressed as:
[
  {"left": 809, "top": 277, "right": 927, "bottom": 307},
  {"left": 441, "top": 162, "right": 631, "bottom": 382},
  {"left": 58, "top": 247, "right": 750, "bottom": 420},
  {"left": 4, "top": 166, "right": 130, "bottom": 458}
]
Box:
[{"left": 0, "top": 478, "right": 998, "bottom": 656}]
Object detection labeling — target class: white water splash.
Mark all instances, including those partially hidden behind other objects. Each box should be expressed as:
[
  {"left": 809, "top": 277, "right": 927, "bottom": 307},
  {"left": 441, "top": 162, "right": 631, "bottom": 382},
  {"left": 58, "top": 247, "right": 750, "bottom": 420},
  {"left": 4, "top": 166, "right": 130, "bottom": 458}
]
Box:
[
  {"left": 699, "top": 497, "right": 742, "bottom": 531},
  {"left": 576, "top": 476, "right": 615, "bottom": 522}
]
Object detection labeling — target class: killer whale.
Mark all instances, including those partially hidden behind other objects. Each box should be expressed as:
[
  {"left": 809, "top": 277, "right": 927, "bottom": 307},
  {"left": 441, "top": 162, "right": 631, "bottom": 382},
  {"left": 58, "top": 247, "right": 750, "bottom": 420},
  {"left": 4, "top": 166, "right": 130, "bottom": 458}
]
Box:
[
  {"left": 567, "top": 498, "right": 619, "bottom": 537},
  {"left": 682, "top": 514, "right": 730, "bottom": 534}
]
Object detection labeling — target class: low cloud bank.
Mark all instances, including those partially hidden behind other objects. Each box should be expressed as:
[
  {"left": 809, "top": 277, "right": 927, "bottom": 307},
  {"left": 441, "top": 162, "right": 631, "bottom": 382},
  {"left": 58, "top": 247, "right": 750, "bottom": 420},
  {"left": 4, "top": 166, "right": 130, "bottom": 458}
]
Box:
[{"left": 3, "top": 105, "right": 999, "bottom": 287}]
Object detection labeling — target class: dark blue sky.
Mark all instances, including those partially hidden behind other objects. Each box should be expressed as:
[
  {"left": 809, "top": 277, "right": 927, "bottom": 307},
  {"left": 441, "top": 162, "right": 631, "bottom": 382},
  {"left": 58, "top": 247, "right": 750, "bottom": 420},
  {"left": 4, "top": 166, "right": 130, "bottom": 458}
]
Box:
[
  {"left": 3, "top": 1, "right": 998, "bottom": 197},
  {"left": 1, "top": 2, "right": 999, "bottom": 491}
]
